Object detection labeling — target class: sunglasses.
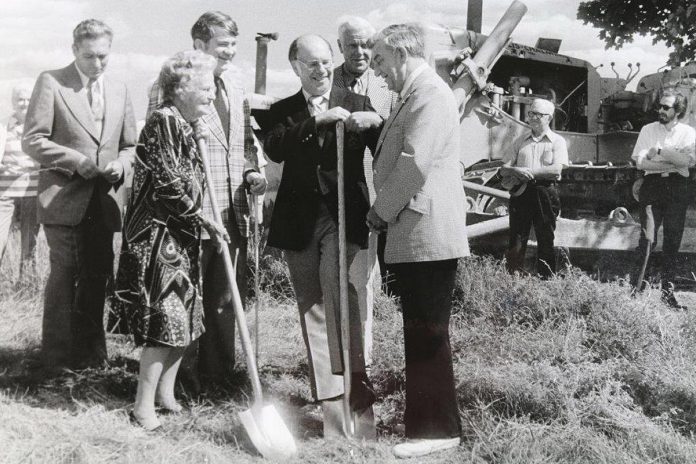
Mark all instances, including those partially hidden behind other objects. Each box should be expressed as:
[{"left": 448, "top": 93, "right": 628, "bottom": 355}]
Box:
[{"left": 658, "top": 104, "right": 674, "bottom": 111}]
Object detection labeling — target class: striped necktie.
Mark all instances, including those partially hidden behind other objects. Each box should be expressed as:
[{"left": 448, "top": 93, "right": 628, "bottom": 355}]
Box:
[{"left": 88, "top": 79, "right": 104, "bottom": 134}]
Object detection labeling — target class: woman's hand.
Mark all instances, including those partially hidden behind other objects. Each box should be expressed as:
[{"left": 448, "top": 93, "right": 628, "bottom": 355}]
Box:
[{"left": 202, "top": 218, "right": 230, "bottom": 248}]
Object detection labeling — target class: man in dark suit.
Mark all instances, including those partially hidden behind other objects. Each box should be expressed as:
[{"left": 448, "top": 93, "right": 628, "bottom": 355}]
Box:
[
  {"left": 262, "top": 34, "right": 381, "bottom": 437},
  {"left": 23, "top": 19, "right": 136, "bottom": 370}
]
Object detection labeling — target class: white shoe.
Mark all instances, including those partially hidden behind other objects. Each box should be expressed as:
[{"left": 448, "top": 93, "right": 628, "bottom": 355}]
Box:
[{"left": 392, "top": 437, "right": 460, "bottom": 459}]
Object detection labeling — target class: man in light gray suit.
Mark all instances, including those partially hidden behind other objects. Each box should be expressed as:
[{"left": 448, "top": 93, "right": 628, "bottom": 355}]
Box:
[
  {"left": 23, "top": 19, "right": 136, "bottom": 370},
  {"left": 368, "top": 23, "right": 469, "bottom": 459}
]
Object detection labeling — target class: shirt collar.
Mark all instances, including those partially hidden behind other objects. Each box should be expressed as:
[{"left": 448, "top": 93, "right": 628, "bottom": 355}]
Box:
[
  {"left": 302, "top": 88, "right": 331, "bottom": 105},
  {"left": 399, "top": 62, "right": 428, "bottom": 100},
  {"left": 341, "top": 64, "right": 365, "bottom": 85},
  {"left": 527, "top": 128, "right": 553, "bottom": 142},
  {"left": 74, "top": 63, "right": 104, "bottom": 88}
]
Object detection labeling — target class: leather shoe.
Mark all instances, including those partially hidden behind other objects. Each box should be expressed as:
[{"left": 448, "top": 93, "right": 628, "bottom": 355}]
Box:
[
  {"left": 663, "top": 292, "right": 687, "bottom": 310},
  {"left": 392, "top": 437, "right": 460, "bottom": 459}
]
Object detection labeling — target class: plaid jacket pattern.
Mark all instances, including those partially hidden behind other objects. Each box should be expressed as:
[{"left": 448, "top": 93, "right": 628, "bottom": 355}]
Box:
[{"left": 147, "top": 70, "right": 263, "bottom": 237}]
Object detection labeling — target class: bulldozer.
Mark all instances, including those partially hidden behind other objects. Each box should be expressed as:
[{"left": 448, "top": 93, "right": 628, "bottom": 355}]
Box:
[
  {"left": 409, "top": 0, "right": 696, "bottom": 286},
  {"left": 250, "top": 0, "right": 696, "bottom": 287}
]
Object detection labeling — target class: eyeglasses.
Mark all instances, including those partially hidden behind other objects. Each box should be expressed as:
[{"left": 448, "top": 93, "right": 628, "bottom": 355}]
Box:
[
  {"left": 294, "top": 59, "right": 333, "bottom": 71},
  {"left": 527, "top": 111, "right": 550, "bottom": 119},
  {"left": 658, "top": 104, "right": 674, "bottom": 111}
]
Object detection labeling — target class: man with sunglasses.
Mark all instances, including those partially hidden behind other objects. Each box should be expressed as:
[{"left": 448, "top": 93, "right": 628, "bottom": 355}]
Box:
[
  {"left": 262, "top": 34, "right": 382, "bottom": 438},
  {"left": 631, "top": 90, "right": 695, "bottom": 307},
  {"left": 500, "top": 98, "right": 568, "bottom": 278}
]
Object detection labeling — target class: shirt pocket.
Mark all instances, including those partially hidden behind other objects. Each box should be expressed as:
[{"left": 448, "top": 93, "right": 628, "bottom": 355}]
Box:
[
  {"left": 541, "top": 146, "right": 554, "bottom": 165},
  {"left": 406, "top": 191, "right": 431, "bottom": 215}
]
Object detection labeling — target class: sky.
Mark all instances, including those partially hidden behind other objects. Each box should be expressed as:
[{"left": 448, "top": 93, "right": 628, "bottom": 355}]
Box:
[{"left": 0, "top": 0, "right": 673, "bottom": 122}]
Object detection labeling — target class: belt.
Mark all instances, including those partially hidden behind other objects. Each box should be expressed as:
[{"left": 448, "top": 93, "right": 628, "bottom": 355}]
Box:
[
  {"left": 644, "top": 172, "right": 684, "bottom": 179},
  {"left": 529, "top": 180, "right": 556, "bottom": 187}
]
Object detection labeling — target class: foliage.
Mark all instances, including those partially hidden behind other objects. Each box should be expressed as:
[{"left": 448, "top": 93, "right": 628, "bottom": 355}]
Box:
[
  {"left": 577, "top": 0, "right": 696, "bottom": 66},
  {"left": 4, "top": 231, "right": 696, "bottom": 462}
]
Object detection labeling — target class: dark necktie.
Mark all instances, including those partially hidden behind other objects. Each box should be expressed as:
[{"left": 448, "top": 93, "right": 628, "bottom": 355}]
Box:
[
  {"left": 214, "top": 77, "right": 230, "bottom": 140},
  {"left": 350, "top": 78, "right": 364, "bottom": 95}
]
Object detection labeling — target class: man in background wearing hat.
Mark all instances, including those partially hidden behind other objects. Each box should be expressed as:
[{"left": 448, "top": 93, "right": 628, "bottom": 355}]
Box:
[{"left": 500, "top": 98, "right": 568, "bottom": 279}]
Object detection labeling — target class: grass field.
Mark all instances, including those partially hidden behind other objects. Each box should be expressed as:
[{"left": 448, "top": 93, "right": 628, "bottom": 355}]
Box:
[{"left": 3, "top": 229, "right": 696, "bottom": 463}]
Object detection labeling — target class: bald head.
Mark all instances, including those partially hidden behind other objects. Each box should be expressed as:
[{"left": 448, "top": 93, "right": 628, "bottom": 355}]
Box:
[
  {"left": 12, "top": 81, "right": 33, "bottom": 123},
  {"left": 289, "top": 34, "right": 334, "bottom": 96},
  {"left": 337, "top": 17, "right": 375, "bottom": 76},
  {"left": 288, "top": 34, "right": 333, "bottom": 62}
]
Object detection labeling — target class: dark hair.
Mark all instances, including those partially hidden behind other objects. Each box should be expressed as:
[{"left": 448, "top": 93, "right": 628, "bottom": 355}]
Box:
[
  {"left": 73, "top": 19, "right": 113, "bottom": 45},
  {"left": 191, "top": 11, "right": 238, "bottom": 43},
  {"left": 663, "top": 88, "right": 688, "bottom": 119},
  {"left": 288, "top": 34, "right": 333, "bottom": 62}
]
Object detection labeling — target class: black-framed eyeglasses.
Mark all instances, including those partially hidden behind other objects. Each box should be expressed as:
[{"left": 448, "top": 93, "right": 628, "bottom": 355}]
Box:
[
  {"left": 527, "top": 111, "right": 549, "bottom": 119},
  {"left": 658, "top": 104, "right": 674, "bottom": 111}
]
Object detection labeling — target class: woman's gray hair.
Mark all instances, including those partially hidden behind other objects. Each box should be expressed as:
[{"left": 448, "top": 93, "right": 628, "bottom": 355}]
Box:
[
  {"left": 370, "top": 23, "right": 426, "bottom": 59},
  {"left": 158, "top": 50, "right": 217, "bottom": 103}
]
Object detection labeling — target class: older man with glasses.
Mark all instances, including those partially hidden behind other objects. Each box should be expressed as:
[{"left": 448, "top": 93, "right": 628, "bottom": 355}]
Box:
[
  {"left": 499, "top": 98, "right": 568, "bottom": 278},
  {"left": 261, "top": 34, "right": 382, "bottom": 437}
]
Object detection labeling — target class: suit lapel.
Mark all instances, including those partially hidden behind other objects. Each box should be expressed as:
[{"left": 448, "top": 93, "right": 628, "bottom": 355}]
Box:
[
  {"left": 57, "top": 63, "right": 100, "bottom": 142},
  {"left": 373, "top": 89, "right": 414, "bottom": 160},
  {"left": 322, "top": 88, "right": 346, "bottom": 152},
  {"left": 221, "top": 74, "right": 238, "bottom": 146},
  {"left": 201, "top": 109, "right": 228, "bottom": 149},
  {"left": 100, "top": 77, "right": 121, "bottom": 144}
]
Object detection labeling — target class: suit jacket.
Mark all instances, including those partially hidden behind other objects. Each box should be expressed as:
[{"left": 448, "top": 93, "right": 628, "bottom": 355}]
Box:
[
  {"left": 147, "top": 69, "right": 263, "bottom": 237},
  {"left": 373, "top": 66, "right": 469, "bottom": 263},
  {"left": 263, "top": 87, "right": 379, "bottom": 250},
  {"left": 22, "top": 63, "right": 136, "bottom": 231}
]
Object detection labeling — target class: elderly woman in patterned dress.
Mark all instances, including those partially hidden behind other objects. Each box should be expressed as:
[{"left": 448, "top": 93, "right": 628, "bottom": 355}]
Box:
[{"left": 113, "top": 50, "right": 229, "bottom": 430}]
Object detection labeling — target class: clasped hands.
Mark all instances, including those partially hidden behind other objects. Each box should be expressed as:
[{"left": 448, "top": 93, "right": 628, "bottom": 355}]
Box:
[
  {"left": 315, "top": 107, "right": 382, "bottom": 132},
  {"left": 77, "top": 157, "right": 123, "bottom": 183}
]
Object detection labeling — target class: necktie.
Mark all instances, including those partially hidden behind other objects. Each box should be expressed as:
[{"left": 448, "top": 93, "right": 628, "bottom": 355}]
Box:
[
  {"left": 214, "top": 77, "right": 230, "bottom": 140},
  {"left": 309, "top": 96, "right": 327, "bottom": 147},
  {"left": 88, "top": 79, "right": 104, "bottom": 134},
  {"left": 350, "top": 78, "right": 364, "bottom": 95},
  {"left": 309, "top": 95, "right": 325, "bottom": 115}
]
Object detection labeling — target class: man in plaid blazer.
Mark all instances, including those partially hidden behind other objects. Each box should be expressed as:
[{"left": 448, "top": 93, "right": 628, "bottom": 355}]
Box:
[
  {"left": 147, "top": 11, "right": 267, "bottom": 388},
  {"left": 369, "top": 24, "right": 469, "bottom": 459}
]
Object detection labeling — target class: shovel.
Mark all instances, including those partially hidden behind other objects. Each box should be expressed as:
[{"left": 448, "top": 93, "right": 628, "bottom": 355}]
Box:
[
  {"left": 195, "top": 128, "right": 297, "bottom": 460},
  {"left": 251, "top": 193, "right": 263, "bottom": 367},
  {"left": 336, "top": 121, "right": 356, "bottom": 437}
]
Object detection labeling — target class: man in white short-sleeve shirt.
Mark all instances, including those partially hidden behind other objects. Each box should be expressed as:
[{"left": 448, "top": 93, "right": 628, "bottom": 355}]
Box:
[{"left": 500, "top": 98, "right": 569, "bottom": 278}]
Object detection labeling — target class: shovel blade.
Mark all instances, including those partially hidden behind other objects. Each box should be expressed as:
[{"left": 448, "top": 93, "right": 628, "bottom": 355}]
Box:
[{"left": 239, "top": 404, "right": 297, "bottom": 460}]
